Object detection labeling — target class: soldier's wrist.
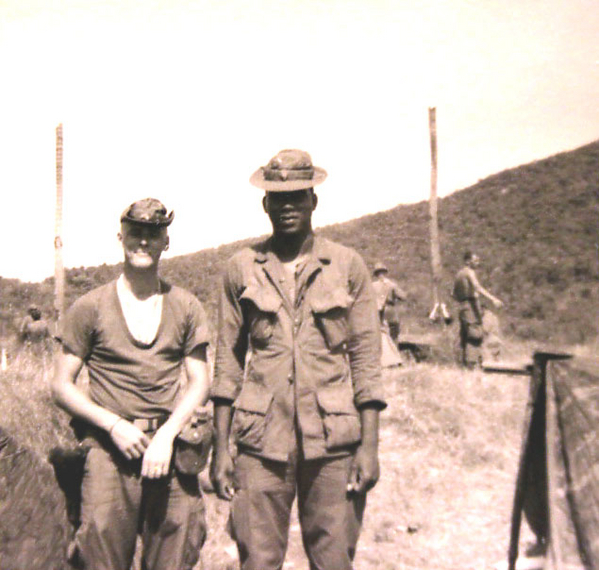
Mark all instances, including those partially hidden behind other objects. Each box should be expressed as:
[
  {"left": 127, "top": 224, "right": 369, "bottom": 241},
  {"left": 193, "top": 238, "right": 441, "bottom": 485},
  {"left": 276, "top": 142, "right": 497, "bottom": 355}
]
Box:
[{"left": 107, "top": 416, "right": 124, "bottom": 435}]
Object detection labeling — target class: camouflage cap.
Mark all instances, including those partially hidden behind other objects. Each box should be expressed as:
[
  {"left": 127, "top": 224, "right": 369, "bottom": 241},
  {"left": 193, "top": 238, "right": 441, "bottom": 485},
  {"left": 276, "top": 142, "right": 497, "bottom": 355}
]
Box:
[
  {"left": 373, "top": 261, "right": 388, "bottom": 274},
  {"left": 250, "top": 149, "right": 327, "bottom": 192},
  {"left": 120, "top": 198, "right": 174, "bottom": 227}
]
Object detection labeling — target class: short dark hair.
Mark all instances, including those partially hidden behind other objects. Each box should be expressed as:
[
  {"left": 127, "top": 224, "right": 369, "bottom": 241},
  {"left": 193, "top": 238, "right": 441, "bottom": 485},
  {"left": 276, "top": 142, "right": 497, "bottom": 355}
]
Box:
[
  {"left": 464, "top": 251, "right": 475, "bottom": 262},
  {"left": 29, "top": 308, "right": 42, "bottom": 320}
]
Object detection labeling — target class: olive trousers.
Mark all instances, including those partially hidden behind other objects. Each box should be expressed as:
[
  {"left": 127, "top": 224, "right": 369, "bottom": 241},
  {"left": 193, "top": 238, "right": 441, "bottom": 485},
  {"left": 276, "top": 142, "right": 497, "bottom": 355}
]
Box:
[
  {"left": 69, "top": 445, "right": 206, "bottom": 570},
  {"left": 230, "top": 449, "right": 366, "bottom": 570}
]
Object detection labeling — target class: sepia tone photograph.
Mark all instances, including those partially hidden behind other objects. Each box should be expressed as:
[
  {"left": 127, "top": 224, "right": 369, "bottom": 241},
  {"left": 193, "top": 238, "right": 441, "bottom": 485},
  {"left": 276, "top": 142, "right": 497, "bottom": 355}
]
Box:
[{"left": 1, "top": 1, "right": 598, "bottom": 569}]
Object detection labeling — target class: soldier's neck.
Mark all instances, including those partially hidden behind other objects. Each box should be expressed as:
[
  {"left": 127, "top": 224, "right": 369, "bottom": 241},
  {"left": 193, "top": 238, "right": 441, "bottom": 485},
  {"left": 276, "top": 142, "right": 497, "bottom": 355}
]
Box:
[
  {"left": 271, "top": 230, "right": 314, "bottom": 263},
  {"left": 121, "top": 265, "right": 161, "bottom": 300}
]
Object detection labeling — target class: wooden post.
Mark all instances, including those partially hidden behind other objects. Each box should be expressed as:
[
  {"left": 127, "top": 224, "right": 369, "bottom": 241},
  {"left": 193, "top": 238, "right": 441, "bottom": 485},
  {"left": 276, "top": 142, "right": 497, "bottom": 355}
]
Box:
[
  {"left": 54, "top": 124, "right": 65, "bottom": 326},
  {"left": 427, "top": 108, "right": 449, "bottom": 323}
]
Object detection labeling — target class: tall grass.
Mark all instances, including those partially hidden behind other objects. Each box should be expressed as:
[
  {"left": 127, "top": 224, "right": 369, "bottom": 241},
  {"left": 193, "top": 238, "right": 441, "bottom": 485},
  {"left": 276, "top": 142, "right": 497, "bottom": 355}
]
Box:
[{"left": 0, "top": 344, "right": 75, "bottom": 460}]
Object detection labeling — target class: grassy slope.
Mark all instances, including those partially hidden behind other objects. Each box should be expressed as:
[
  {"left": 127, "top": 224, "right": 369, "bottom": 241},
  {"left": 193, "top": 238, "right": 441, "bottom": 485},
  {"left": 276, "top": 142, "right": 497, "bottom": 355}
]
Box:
[{"left": 1, "top": 141, "right": 597, "bottom": 345}]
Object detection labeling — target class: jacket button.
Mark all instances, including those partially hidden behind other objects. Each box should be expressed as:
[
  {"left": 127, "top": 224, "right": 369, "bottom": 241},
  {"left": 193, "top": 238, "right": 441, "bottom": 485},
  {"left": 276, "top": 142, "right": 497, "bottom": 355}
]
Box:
[{"left": 288, "top": 374, "right": 294, "bottom": 384}]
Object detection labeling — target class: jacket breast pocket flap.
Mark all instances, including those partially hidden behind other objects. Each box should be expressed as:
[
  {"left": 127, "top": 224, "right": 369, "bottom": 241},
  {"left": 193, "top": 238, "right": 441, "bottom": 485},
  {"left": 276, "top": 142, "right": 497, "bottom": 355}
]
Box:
[
  {"left": 232, "top": 382, "right": 274, "bottom": 451},
  {"left": 316, "top": 384, "right": 361, "bottom": 450},
  {"left": 240, "top": 286, "right": 282, "bottom": 347},
  {"left": 311, "top": 288, "right": 352, "bottom": 350}
]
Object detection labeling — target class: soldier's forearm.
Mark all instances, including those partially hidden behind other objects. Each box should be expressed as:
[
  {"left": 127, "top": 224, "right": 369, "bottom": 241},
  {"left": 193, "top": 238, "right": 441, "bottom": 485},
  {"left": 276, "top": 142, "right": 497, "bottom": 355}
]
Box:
[
  {"left": 213, "top": 401, "right": 234, "bottom": 453},
  {"left": 53, "top": 379, "right": 121, "bottom": 433},
  {"left": 358, "top": 406, "right": 380, "bottom": 451},
  {"left": 52, "top": 350, "right": 121, "bottom": 433}
]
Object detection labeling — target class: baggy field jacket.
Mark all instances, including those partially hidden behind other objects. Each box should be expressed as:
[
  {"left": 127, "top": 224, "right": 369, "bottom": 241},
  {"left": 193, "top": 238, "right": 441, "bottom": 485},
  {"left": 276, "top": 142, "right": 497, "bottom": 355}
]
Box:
[{"left": 212, "top": 236, "right": 386, "bottom": 462}]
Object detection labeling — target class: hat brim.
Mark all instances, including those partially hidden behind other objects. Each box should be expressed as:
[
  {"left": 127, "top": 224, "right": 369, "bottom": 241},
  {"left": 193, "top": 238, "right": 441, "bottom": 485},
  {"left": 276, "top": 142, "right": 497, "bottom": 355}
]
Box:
[
  {"left": 249, "top": 167, "right": 327, "bottom": 191},
  {"left": 120, "top": 211, "right": 174, "bottom": 227}
]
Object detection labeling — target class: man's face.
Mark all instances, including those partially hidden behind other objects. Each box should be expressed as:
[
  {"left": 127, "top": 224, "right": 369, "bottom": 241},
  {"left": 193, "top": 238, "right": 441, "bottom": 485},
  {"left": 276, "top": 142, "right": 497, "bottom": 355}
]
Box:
[
  {"left": 262, "top": 189, "right": 317, "bottom": 236},
  {"left": 119, "top": 223, "right": 169, "bottom": 269},
  {"left": 469, "top": 254, "right": 481, "bottom": 269}
]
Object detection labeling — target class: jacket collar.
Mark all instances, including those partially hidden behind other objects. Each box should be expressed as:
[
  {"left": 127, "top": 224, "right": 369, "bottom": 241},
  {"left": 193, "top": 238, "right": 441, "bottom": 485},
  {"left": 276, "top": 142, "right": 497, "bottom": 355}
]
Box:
[{"left": 254, "top": 234, "right": 332, "bottom": 266}]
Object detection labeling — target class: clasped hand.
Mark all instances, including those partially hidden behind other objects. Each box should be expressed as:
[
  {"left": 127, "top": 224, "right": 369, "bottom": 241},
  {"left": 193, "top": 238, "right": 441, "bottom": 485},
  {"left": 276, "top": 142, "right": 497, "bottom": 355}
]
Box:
[{"left": 109, "top": 420, "right": 174, "bottom": 479}]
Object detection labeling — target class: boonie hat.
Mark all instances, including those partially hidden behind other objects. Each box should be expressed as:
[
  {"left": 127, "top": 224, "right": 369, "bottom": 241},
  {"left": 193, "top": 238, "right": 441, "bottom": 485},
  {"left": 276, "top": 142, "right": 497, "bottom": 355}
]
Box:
[
  {"left": 120, "top": 198, "right": 174, "bottom": 227},
  {"left": 373, "top": 261, "right": 389, "bottom": 274},
  {"left": 250, "top": 149, "right": 327, "bottom": 192}
]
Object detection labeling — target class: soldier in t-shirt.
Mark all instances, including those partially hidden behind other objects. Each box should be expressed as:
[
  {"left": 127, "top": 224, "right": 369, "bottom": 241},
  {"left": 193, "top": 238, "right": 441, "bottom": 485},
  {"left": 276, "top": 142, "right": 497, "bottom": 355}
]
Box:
[
  {"left": 452, "top": 251, "right": 503, "bottom": 368},
  {"left": 52, "top": 198, "right": 211, "bottom": 570}
]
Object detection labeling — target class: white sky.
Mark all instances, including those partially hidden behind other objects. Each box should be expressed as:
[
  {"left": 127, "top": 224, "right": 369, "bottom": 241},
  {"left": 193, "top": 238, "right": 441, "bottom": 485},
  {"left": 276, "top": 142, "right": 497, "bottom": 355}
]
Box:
[{"left": 1, "top": 0, "right": 598, "bottom": 282}]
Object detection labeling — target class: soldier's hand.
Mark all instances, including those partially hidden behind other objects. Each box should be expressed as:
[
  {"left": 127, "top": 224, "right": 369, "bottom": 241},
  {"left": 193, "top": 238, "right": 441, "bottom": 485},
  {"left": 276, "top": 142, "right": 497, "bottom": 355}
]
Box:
[
  {"left": 109, "top": 419, "right": 150, "bottom": 460},
  {"left": 141, "top": 428, "right": 175, "bottom": 479},
  {"left": 210, "top": 448, "right": 235, "bottom": 501},
  {"left": 493, "top": 298, "right": 504, "bottom": 309},
  {"left": 347, "top": 445, "right": 380, "bottom": 494}
]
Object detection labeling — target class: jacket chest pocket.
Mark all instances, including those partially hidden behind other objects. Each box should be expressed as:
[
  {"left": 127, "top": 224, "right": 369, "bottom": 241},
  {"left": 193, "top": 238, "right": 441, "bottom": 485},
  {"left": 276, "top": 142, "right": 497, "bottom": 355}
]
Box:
[
  {"left": 240, "top": 286, "right": 282, "bottom": 349},
  {"left": 232, "top": 382, "right": 274, "bottom": 451},
  {"left": 310, "top": 287, "right": 352, "bottom": 351}
]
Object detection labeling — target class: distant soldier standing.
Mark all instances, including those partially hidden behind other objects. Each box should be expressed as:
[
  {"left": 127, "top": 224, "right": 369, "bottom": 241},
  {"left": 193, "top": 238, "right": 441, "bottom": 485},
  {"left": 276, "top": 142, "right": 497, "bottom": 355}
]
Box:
[
  {"left": 453, "top": 251, "right": 503, "bottom": 368},
  {"left": 19, "top": 305, "right": 50, "bottom": 345},
  {"left": 52, "top": 198, "right": 211, "bottom": 570},
  {"left": 371, "top": 262, "right": 407, "bottom": 344},
  {"left": 210, "top": 149, "right": 386, "bottom": 570}
]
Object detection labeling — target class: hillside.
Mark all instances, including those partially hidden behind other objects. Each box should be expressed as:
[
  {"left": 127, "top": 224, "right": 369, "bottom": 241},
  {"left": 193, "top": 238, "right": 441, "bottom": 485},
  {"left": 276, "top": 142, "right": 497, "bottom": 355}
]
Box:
[{"left": 1, "top": 140, "right": 598, "bottom": 345}]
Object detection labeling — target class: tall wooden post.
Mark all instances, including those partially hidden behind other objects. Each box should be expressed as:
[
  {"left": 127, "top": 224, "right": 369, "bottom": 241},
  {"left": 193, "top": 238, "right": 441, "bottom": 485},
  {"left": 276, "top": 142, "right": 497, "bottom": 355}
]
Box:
[
  {"left": 54, "top": 124, "right": 65, "bottom": 325},
  {"left": 428, "top": 108, "right": 449, "bottom": 323}
]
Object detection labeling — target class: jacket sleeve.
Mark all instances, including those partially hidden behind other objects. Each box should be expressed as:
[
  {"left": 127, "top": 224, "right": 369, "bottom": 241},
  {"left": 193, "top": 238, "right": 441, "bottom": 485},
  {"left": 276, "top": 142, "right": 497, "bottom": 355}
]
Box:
[
  {"left": 211, "top": 258, "right": 249, "bottom": 403},
  {"left": 346, "top": 252, "right": 386, "bottom": 410}
]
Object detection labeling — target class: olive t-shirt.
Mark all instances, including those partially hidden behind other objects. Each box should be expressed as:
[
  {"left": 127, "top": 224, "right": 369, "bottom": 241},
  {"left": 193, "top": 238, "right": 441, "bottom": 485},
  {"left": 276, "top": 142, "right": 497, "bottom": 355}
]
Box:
[{"left": 58, "top": 280, "right": 210, "bottom": 419}]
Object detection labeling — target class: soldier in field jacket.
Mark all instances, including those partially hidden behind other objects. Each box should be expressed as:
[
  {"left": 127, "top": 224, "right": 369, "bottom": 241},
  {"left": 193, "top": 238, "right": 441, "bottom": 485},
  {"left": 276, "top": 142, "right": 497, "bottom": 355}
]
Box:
[{"left": 210, "top": 149, "right": 386, "bottom": 570}]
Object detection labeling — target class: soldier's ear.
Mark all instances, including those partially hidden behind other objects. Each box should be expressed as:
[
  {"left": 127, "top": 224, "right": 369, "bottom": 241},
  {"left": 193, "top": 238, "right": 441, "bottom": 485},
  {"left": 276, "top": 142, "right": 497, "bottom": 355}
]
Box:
[
  {"left": 311, "top": 191, "right": 318, "bottom": 211},
  {"left": 262, "top": 195, "right": 268, "bottom": 213},
  {"left": 117, "top": 232, "right": 123, "bottom": 243}
]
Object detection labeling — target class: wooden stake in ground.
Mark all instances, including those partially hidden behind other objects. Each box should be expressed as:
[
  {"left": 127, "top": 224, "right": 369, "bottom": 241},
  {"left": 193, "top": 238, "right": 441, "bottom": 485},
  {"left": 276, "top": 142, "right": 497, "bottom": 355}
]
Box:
[
  {"left": 54, "top": 124, "right": 65, "bottom": 326},
  {"left": 427, "top": 108, "right": 450, "bottom": 324}
]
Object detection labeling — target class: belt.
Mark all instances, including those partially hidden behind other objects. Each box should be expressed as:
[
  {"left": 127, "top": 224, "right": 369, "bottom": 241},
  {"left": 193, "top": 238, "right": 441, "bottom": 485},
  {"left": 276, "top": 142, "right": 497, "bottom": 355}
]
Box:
[{"left": 131, "top": 417, "right": 168, "bottom": 432}]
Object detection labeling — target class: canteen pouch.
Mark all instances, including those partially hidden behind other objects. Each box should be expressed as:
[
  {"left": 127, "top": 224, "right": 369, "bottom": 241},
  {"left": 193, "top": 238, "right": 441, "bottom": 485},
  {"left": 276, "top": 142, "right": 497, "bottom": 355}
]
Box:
[{"left": 174, "top": 411, "right": 213, "bottom": 476}]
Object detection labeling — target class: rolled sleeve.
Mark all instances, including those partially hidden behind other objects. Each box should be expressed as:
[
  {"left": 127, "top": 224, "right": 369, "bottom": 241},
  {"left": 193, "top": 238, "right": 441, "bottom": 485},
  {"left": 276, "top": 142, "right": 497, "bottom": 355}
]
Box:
[
  {"left": 347, "top": 253, "right": 386, "bottom": 410},
  {"left": 56, "top": 296, "right": 95, "bottom": 360},
  {"left": 211, "top": 259, "right": 249, "bottom": 403}
]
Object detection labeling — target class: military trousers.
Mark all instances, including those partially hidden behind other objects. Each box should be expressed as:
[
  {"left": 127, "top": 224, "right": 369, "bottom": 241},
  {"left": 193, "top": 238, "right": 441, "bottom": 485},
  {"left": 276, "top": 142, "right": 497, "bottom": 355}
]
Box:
[
  {"left": 230, "top": 449, "right": 366, "bottom": 570},
  {"left": 458, "top": 305, "right": 483, "bottom": 368},
  {"left": 69, "top": 445, "right": 206, "bottom": 570}
]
